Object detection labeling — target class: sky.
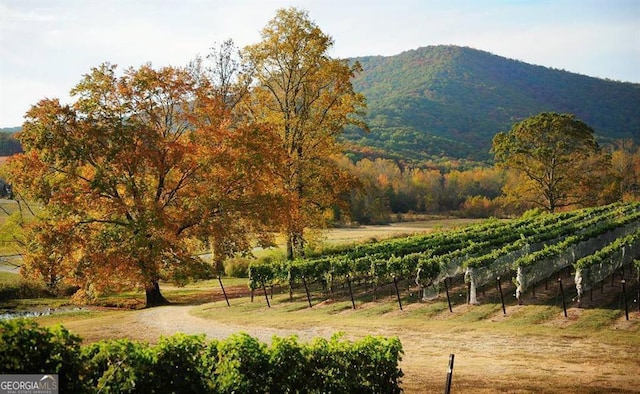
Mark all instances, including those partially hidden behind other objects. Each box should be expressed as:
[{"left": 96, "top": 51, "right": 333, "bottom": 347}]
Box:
[{"left": 1, "top": 0, "right": 639, "bottom": 127}]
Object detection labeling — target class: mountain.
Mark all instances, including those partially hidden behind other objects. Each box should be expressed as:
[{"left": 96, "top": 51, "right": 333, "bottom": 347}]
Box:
[{"left": 344, "top": 45, "right": 640, "bottom": 162}]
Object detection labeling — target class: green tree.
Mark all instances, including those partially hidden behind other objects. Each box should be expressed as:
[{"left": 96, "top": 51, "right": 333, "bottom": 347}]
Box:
[
  {"left": 242, "top": 7, "right": 367, "bottom": 260},
  {"left": 492, "top": 112, "right": 603, "bottom": 212},
  {"left": 6, "top": 63, "right": 281, "bottom": 307}
]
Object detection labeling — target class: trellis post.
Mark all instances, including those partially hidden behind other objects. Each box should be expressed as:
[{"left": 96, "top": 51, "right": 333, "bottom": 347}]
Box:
[{"left": 217, "top": 276, "right": 230, "bottom": 307}]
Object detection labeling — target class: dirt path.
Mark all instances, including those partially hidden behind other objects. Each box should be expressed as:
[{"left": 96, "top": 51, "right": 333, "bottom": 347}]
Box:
[
  {"left": 61, "top": 301, "right": 639, "bottom": 394},
  {"left": 132, "top": 304, "right": 336, "bottom": 343}
]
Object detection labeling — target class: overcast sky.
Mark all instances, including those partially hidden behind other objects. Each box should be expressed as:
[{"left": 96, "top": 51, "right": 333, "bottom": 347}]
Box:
[{"left": 1, "top": 0, "right": 638, "bottom": 127}]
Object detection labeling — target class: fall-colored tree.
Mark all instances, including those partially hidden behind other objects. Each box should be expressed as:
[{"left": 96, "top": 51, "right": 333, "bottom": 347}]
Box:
[
  {"left": 337, "top": 156, "right": 507, "bottom": 220},
  {"left": 189, "top": 39, "right": 250, "bottom": 112},
  {"left": 6, "top": 63, "right": 282, "bottom": 307},
  {"left": 492, "top": 112, "right": 603, "bottom": 212},
  {"left": 242, "top": 7, "right": 367, "bottom": 259},
  {"left": 608, "top": 139, "right": 640, "bottom": 202}
]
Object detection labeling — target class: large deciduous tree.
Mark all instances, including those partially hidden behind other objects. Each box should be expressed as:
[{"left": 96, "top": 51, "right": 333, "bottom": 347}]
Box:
[
  {"left": 6, "top": 63, "right": 281, "bottom": 307},
  {"left": 242, "top": 7, "right": 367, "bottom": 259},
  {"left": 492, "top": 112, "right": 606, "bottom": 212}
]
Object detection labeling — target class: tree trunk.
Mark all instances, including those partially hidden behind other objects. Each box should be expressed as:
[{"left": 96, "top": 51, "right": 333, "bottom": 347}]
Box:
[
  {"left": 286, "top": 234, "right": 294, "bottom": 261},
  {"left": 285, "top": 230, "right": 305, "bottom": 261},
  {"left": 145, "top": 279, "right": 170, "bottom": 308}
]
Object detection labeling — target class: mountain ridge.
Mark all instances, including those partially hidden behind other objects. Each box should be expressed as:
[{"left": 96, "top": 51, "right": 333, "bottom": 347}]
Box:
[{"left": 344, "top": 45, "right": 640, "bottom": 162}]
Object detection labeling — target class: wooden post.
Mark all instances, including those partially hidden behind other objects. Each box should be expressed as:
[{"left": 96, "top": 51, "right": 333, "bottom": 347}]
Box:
[
  {"left": 347, "top": 275, "right": 356, "bottom": 309},
  {"left": 558, "top": 278, "right": 567, "bottom": 318},
  {"left": 302, "top": 275, "right": 312, "bottom": 308},
  {"left": 218, "top": 276, "right": 230, "bottom": 307},
  {"left": 621, "top": 280, "right": 629, "bottom": 321},
  {"left": 393, "top": 276, "right": 403, "bottom": 311},
  {"left": 497, "top": 277, "right": 506, "bottom": 315},
  {"left": 444, "top": 353, "right": 455, "bottom": 394},
  {"left": 444, "top": 277, "right": 453, "bottom": 313}
]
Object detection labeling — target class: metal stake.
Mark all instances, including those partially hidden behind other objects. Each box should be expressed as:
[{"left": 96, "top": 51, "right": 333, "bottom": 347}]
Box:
[
  {"left": 497, "top": 277, "right": 506, "bottom": 315},
  {"left": 444, "top": 277, "right": 453, "bottom": 313},
  {"left": 393, "top": 276, "right": 403, "bottom": 311},
  {"left": 262, "top": 283, "right": 270, "bottom": 308},
  {"left": 621, "top": 280, "right": 629, "bottom": 321},
  {"left": 218, "top": 276, "right": 230, "bottom": 307},
  {"left": 444, "top": 354, "right": 455, "bottom": 394},
  {"left": 347, "top": 275, "right": 356, "bottom": 309},
  {"left": 558, "top": 278, "right": 567, "bottom": 318},
  {"left": 302, "top": 275, "right": 312, "bottom": 308}
]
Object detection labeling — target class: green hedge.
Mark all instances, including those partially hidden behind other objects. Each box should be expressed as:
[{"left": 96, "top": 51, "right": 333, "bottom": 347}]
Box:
[{"left": 0, "top": 319, "right": 403, "bottom": 393}]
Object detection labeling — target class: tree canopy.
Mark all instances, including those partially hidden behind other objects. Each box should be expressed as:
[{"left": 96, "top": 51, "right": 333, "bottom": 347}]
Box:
[
  {"left": 6, "top": 63, "right": 282, "bottom": 306},
  {"left": 242, "top": 7, "right": 367, "bottom": 259},
  {"left": 492, "top": 112, "right": 607, "bottom": 212}
]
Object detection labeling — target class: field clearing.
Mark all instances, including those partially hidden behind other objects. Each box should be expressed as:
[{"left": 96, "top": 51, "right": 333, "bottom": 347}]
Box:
[{"left": 317, "top": 218, "right": 484, "bottom": 245}]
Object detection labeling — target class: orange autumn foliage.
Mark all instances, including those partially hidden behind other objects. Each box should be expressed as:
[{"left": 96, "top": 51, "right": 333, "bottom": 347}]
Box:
[{"left": 6, "top": 63, "right": 283, "bottom": 306}]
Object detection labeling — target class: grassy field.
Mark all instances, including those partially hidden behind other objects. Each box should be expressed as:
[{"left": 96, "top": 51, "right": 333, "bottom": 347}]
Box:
[{"left": 3, "top": 219, "right": 639, "bottom": 393}]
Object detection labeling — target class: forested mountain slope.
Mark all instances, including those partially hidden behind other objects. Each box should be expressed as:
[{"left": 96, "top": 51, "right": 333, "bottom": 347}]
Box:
[{"left": 345, "top": 45, "right": 640, "bottom": 162}]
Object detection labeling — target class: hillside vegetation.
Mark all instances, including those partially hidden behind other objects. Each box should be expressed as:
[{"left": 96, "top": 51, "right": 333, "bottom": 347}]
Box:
[{"left": 345, "top": 45, "right": 640, "bottom": 161}]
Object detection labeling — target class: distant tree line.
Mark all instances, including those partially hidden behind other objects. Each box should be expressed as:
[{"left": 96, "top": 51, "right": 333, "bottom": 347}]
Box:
[
  {"left": 0, "top": 132, "right": 22, "bottom": 156},
  {"left": 332, "top": 130, "right": 640, "bottom": 223},
  {"left": 335, "top": 156, "right": 505, "bottom": 223}
]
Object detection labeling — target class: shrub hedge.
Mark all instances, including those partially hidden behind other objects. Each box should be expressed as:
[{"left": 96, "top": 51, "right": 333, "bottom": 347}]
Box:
[{"left": 0, "top": 319, "right": 403, "bottom": 393}]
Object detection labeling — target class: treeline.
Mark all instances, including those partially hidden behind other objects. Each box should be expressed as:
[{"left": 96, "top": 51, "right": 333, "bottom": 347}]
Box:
[
  {"left": 337, "top": 156, "right": 504, "bottom": 223},
  {"left": 0, "top": 131, "right": 22, "bottom": 156},
  {"left": 0, "top": 319, "right": 403, "bottom": 393},
  {"left": 335, "top": 138, "right": 640, "bottom": 223}
]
